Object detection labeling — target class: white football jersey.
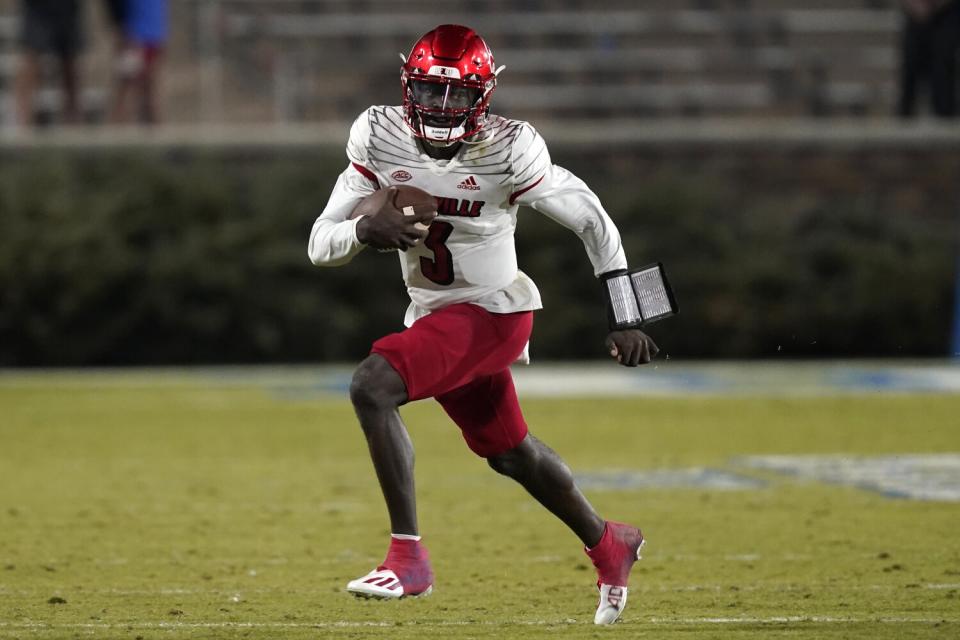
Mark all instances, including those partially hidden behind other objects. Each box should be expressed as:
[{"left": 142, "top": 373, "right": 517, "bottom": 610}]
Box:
[{"left": 309, "top": 105, "right": 627, "bottom": 331}]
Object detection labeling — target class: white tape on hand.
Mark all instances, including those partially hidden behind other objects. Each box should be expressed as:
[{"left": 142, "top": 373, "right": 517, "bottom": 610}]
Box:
[{"left": 402, "top": 205, "right": 431, "bottom": 233}]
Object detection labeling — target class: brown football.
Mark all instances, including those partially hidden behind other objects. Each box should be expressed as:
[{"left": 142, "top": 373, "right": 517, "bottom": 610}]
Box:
[{"left": 349, "top": 185, "right": 437, "bottom": 222}]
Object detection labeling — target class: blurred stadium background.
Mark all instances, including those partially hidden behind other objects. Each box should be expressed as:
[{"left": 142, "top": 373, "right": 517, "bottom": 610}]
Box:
[
  {"left": 0, "top": 0, "right": 950, "bottom": 122},
  {"left": 2, "top": 2, "right": 960, "bottom": 638},
  {"left": 0, "top": 0, "right": 957, "bottom": 365}
]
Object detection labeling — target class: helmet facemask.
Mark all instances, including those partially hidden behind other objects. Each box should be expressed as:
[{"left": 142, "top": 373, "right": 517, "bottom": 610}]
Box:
[{"left": 403, "top": 73, "right": 493, "bottom": 146}]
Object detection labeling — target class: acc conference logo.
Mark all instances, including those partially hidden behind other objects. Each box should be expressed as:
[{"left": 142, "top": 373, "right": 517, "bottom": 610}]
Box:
[{"left": 391, "top": 170, "right": 412, "bottom": 182}]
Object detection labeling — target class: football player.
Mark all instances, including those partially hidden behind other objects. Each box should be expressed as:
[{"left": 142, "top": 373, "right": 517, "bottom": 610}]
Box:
[{"left": 309, "top": 24, "right": 658, "bottom": 625}]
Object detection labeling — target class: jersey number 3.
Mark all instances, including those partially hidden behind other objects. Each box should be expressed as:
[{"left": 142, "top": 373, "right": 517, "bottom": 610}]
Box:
[{"left": 420, "top": 221, "right": 454, "bottom": 285}]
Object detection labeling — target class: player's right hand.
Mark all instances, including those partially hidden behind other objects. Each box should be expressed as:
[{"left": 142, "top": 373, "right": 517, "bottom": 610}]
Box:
[{"left": 356, "top": 188, "right": 435, "bottom": 251}]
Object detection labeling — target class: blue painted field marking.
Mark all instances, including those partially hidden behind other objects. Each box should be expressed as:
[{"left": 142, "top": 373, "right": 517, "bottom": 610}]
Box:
[
  {"left": 575, "top": 468, "right": 766, "bottom": 491},
  {"left": 739, "top": 454, "right": 960, "bottom": 502}
]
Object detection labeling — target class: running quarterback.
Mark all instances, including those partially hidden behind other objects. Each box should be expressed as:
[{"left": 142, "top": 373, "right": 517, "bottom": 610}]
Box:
[{"left": 308, "top": 24, "right": 661, "bottom": 624}]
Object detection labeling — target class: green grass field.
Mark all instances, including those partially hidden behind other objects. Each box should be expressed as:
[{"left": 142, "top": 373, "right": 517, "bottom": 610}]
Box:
[{"left": 1, "top": 368, "right": 958, "bottom": 639}]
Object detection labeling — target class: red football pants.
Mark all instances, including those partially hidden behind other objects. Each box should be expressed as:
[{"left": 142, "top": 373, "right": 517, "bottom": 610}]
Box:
[{"left": 371, "top": 303, "right": 533, "bottom": 457}]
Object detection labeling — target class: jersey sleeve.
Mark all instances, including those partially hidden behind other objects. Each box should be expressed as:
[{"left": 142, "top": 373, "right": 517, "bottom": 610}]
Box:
[
  {"left": 308, "top": 110, "right": 381, "bottom": 267},
  {"left": 346, "top": 109, "right": 381, "bottom": 185},
  {"left": 511, "top": 124, "right": 627, "bottom": 277}
]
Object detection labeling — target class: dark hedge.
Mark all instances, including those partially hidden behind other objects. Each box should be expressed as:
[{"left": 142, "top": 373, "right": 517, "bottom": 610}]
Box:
[{"left": 0, "top": 148, "right": 955, "bottom": 365}]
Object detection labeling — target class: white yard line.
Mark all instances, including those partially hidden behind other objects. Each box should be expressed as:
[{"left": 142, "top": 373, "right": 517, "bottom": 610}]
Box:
[
  {"left": 1, "top": 583, "right": 957, "bottom": 597},
  {"left": 0, "top": 617, "right": 956, "bottom": 630}
]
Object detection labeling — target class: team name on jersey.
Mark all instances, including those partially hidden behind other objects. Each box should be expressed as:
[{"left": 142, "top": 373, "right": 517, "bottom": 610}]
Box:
[{"left": 436, "top": 197, "right": 484, "bottom": 218}]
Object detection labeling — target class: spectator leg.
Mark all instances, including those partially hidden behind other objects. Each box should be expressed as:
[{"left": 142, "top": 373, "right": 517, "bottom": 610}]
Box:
[{"left": 14, "top": 53, "right": 41, "bottom": 127}]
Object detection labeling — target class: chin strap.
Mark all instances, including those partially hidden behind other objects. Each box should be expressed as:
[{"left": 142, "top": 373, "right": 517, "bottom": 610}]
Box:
[
  {"left": 461, "top": 123, "right": 494, "bottom": 145},
  {"left": 424, "top": 136, "right": 459, "bottom": 149}
]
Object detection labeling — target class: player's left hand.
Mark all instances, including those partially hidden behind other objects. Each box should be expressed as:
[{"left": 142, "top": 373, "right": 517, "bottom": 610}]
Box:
[{"left": 605, "top": 330, "right": 659, "bottom": 367}]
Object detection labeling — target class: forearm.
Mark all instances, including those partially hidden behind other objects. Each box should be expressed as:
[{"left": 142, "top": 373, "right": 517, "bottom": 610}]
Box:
[
  {"left": 308, "top": 215, "right": 365, "bottom": 266},
  {"left": 528, "top": 166, "right": 627, "bottom": 276},
  {"left": 307, "top": 168, "right": 374, "bottom": 266}
]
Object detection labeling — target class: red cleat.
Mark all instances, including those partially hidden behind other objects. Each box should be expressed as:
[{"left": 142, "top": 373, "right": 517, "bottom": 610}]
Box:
[
  {"left": 347, "top": 537, "right": 434, "bottom": 599},
  {"left": 584, "top": 521, "right": 645, "bottom": 624}
]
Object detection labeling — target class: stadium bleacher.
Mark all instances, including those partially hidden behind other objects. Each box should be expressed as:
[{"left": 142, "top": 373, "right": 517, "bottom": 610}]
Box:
[
  {"left": 212, "top": 0, "right": 902, "bottom": 122},
  {"left": 0, "top": 0, "right": 906, "bottom": 126},
  {"left": 0, "top": 9, "right": 15, "bottom": 126}
]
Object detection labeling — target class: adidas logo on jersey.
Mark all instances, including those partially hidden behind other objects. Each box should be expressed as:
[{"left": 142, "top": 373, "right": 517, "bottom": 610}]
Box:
[{"left": 457, "top": 176, "right": 481, "bottom": 191}]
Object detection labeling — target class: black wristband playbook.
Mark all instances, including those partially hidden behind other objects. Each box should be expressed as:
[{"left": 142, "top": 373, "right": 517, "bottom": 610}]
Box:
[{"left": 602, "top": 263, "right": 678, "bottom": 331}]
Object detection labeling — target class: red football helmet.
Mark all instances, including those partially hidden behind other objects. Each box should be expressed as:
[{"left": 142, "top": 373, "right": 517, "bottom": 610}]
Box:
[{"left": 401, "top": 24, "right": 501, "bottom": 145}]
